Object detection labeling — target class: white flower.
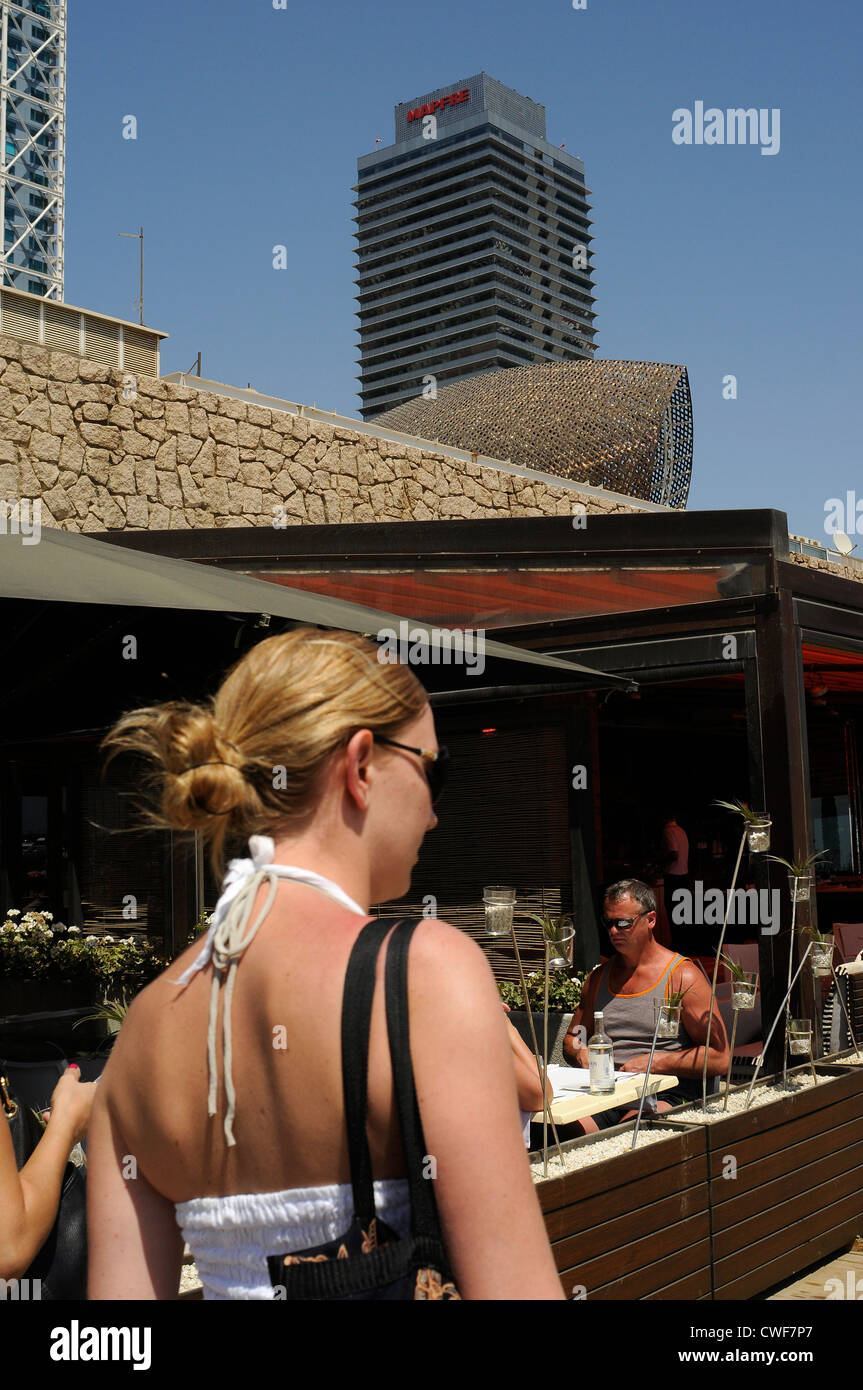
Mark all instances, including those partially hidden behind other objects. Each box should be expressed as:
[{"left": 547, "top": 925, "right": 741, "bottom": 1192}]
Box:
[
  {"left": 7, "top": 908, "right": 20, "bottom": 917},
  {"left": 102, "top": 935, "right": 115, "bottom": 944},
  {"left": 67, "top": 926, "right": 81, "bottom": 934},
  {"left": 42, "top": 911, "right": 53, "bottom": 921},
  {"left": 41, "top": 929, "right": 54, "bottom": 939},
  {"left": 13, "top": 934, "right": 23, "bottom": 943}
]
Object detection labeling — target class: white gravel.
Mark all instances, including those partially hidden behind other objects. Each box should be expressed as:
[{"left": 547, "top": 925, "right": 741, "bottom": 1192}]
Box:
[
  {"left": 669, "top": 1072, "right": 828, "bottom": 1124},
  {"left": 531, "top": 1126, "right": 682, "bottom": 1181}
]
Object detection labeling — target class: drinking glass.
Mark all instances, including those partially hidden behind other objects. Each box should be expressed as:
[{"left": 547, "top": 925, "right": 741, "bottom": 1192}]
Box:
[{"left": 788, "top": 1018, "right": 812, "bottom": 1056}]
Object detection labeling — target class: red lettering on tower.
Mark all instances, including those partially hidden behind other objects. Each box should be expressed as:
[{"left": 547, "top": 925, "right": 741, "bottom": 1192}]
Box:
[{"left": 406, "top": 88, "right": 471, "bottom": 121}]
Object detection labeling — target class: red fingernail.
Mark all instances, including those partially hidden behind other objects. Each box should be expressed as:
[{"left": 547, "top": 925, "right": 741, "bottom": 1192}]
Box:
[{"left": 68, "top": 1064, "right": 79, "bottom": 1071}]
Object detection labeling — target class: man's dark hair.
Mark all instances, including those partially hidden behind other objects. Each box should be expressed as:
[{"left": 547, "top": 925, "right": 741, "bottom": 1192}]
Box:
[{"left": 604, "top": 879, "right": 656, "bottom": 914}]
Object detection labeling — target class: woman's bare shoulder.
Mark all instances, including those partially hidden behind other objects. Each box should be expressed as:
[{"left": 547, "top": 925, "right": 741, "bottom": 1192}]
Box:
[{"left": 402, "top": 916, "right": 493, "bottom": 974}]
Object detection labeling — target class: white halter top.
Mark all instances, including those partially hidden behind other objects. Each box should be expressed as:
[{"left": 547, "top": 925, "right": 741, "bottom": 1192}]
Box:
[
  {"left": 173, "top": 834, "right": 368, "bottom": 1146},
  {"left": 172, "top": 838, "right": 413, "bottom": 1299}
]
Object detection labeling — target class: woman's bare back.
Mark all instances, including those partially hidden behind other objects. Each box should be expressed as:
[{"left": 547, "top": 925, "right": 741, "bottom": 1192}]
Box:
[{"left": 103, "top": 880, "right": 406, "bottom": 1204}]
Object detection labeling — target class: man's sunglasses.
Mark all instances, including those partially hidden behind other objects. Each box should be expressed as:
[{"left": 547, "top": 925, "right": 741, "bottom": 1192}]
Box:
[
  {"left": 603, "top": 912, "right": 649, "bottom": 930},
  {"left": 374, "top": 735, "right": 450, "bottom": 806}
]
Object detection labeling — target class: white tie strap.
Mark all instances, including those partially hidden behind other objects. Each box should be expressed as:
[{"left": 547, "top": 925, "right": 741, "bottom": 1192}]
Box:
[{"left": 171, "top": 836, "right": 367, "bottom": 1146}]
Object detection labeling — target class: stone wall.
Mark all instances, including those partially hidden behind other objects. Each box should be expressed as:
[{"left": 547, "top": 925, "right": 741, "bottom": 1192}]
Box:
[
  {"left": 788, "top": 550, "right": 863, "bottom": 585},
  {"left": 0, "top": 336, "right": 641, "bottom": 532}
]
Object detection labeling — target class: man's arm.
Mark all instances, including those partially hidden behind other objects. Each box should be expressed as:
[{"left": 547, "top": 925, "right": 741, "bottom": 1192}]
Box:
[
  {"left": 562, "top": 967, "right": 601, "bottom": 1067},
  {"left": 620, "top": 961, "right": 730, "bottom": 1078}
]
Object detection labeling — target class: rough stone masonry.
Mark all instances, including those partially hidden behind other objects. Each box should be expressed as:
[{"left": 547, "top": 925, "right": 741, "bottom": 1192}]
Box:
[{"left": 0, "top": 337, "right": 641, "bottom": 532}]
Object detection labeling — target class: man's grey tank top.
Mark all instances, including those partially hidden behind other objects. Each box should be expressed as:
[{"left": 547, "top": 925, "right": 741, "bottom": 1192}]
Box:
[{"left": 594, "top": 953, "right": 701, "bottom": 1100}]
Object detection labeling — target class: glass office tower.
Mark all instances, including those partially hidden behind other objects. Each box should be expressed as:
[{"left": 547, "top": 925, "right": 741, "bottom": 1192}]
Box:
[
  {"left": 1, "top": 0, "right": 65, "bottom": 299},
  {"left": 355, "top": 73, "right": 597, "bottom": 419}
]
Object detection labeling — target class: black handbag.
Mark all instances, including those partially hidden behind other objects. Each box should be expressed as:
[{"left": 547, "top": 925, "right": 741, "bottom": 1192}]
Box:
[
  {"left": 267, "top": 917, "right": 461, "bottom": 1300},
  {"left": 0, "top": 1070, "right": 88, "bottom": 1301}
]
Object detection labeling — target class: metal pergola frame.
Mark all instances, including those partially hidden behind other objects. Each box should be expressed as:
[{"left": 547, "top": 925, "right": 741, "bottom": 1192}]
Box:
[{"left": 94, "top": 512, "right": 863, "bottom": 1059}]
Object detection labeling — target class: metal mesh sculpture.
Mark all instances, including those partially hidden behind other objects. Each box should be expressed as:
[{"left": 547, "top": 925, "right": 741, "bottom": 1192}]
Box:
[{"left": 374, "top": 359, "right": 693, "bottom": 508}]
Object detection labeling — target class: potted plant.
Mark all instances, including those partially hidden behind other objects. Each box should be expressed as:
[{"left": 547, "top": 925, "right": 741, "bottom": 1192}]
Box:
[
  {"left": 766, "top": 850, "right": 828, "bottom": 904},
  {"left": 73, "top": 996, "right": 128, "bottom": 1037},
  {"left": 534, "top": 913, "right": 576, "bottom": 972},
  {"left": 654, "top": 984, "right": 691, "bottom": 1040},
  {"left": 0, "top": 909, "right": 166, "bottom": 1019},
  {"left": 720, "top": 951, "right": 758, "bottom": 1011},
  {"left": 714, "top": 799, "right": 772, "bottom": 853},
  {"left": 803, "top": 923, "right": 835, "bottom": 977}
]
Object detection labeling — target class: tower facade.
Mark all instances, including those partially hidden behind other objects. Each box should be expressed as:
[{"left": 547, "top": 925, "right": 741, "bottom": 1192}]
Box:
[
  {"left": 354, "top": 73, "right": 597, "bottom": 419},
  {"left": 1, "top": 0, "right": 65, "bottom": 299}
]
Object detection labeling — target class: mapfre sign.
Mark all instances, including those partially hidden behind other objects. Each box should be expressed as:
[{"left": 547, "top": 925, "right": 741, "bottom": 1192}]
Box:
[{"left": 406, "top": 88, "right": 470, "bottom": 122}]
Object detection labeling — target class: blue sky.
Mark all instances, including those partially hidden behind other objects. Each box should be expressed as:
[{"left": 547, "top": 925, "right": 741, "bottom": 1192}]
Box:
[{"left": 66, "top": 0, "right": 860, "bottom": 539}]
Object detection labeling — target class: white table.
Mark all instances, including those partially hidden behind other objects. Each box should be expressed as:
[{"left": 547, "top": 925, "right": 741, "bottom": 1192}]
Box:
[{"left": 530, "top": 1064, "right": 678, "bottom": 1125}]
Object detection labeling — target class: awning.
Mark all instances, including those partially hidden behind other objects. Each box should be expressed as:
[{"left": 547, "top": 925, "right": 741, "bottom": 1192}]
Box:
[{"left": 0, "top": 527, "right": 633, "bottom": 685}]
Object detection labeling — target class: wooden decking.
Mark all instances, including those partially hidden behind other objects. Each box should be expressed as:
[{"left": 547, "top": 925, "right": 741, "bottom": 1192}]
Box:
[{"left": 768, "top": 1239, "right": 863, "bottom": 1299}]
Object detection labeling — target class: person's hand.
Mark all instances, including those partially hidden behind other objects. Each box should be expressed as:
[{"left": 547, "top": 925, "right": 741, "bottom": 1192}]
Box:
[
  {"left": 620, "top": 1055, "right": 651, "bottom": 1073},
  {"left": 46, "top": 1066, "right": 98, "bottom": 1145},
  {"left": 501, "top": 1002, "right": 511, "bottom": 1012}
]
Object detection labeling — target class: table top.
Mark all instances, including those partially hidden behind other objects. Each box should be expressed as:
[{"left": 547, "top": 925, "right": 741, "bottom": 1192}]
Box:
[{"left": 530, "top": 1066, "right": 678, "bottom": 1125}]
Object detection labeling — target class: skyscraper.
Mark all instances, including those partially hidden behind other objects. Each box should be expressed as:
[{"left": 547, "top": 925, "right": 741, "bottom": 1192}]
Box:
[
  {"left": 1, "top": 0, "right": 65, "bottom": 299},
  {"left": 354, "top": 73, "right": 597, "bottom": 419}
]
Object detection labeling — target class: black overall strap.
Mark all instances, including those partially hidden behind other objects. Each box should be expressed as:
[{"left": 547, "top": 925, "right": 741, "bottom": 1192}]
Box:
[
  {"left": 384, "top": 917, "right": 445, "bottom": 1241},
  {"left": 340, "top": 917, "right": 403, "bottom": 1226}
]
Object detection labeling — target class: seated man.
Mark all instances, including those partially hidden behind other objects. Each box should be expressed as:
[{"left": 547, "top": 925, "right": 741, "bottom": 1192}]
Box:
[{"left": 563, "top": 878, "right": 729, "bottom": 1132}]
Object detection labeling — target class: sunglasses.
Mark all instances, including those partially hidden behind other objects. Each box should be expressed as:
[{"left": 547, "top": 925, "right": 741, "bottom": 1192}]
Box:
[
  {"left": 603, "top": 912, "right": 649, "bottom": 930},
  {"left": 374, "top": 735, "right": 450, "bottom": 806}
]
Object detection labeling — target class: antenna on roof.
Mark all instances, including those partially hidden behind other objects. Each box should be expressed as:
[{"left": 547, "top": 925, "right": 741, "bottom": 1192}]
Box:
[
  {"left": 118, "top": 226, "right": 144, "bottom": 324},
  {"left": 833, "top": 531, "right": 858, "bottom": 556}
]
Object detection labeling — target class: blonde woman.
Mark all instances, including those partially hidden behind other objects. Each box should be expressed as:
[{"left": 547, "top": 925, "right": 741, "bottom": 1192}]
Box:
[{"left": 87, "top": 629, "right": 563, "bottom": 1300}]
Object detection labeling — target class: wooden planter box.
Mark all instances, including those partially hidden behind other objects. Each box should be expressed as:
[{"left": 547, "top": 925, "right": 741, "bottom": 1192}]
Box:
[
  {"left": 663, "top": 1064, "right": 863, "bottom": 1300},
  {"left": 0, "top": 979, "right": 96, "bottom": 1017},
  {"left": 533, "top": 1121, "right": 711, "bottom": 1300},
  {"left": 508, "top": 1010, "right": 573, "bottom": 1065}
]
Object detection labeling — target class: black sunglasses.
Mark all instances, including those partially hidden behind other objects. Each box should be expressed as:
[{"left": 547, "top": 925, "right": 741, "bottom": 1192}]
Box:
[
  {"left": 374, "top": 736, "right": 450, "bottom": 806},
  {"left": 602, "top": 912, "right": 649, "bottom": 930}
]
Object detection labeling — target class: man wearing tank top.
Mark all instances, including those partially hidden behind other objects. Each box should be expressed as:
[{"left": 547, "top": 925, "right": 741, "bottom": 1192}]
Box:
[{"left": 562, "top": 879, "right": 730, "bottom": 1132}]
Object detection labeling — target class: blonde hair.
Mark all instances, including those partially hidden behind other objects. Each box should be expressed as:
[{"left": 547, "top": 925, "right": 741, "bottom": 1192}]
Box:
[{"left": 101, "top": 627, "right": 428, "bottom": 877}]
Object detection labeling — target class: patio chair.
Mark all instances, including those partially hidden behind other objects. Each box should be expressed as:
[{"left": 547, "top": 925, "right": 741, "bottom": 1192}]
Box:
[
  {"left": 825, "top": 923, "right": 863, "bottom": 1053},
  {"left": 834, "top": 922, "right": 863, "bottom": 962}
]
